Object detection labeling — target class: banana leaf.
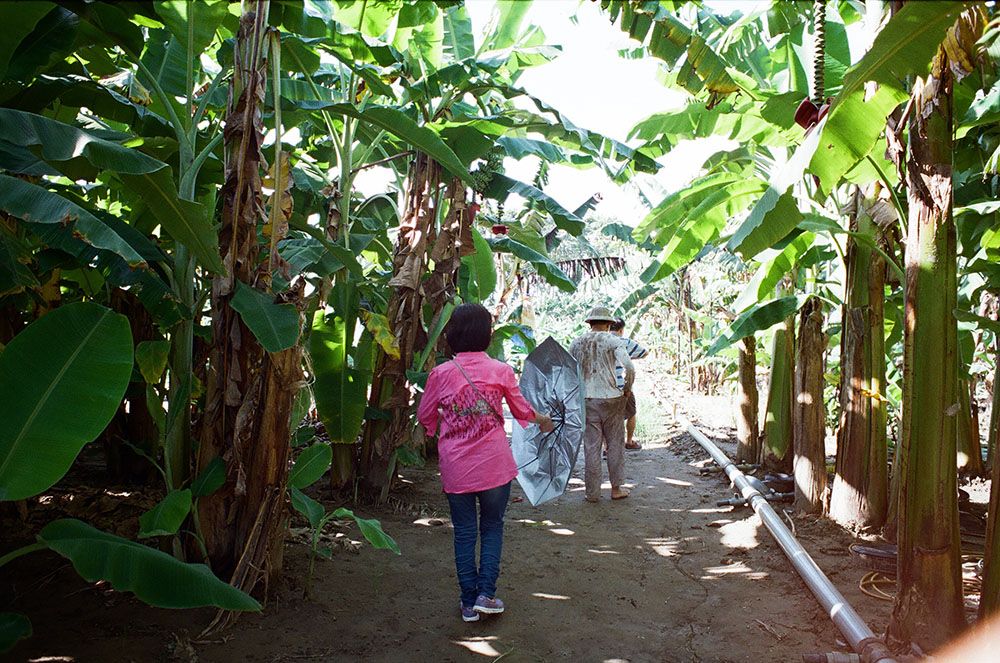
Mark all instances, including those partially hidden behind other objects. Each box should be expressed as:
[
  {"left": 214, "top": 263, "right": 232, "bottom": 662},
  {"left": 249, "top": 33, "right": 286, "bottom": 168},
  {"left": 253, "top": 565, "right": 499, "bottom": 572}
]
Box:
[
  {"left": 38, "top": 519, "right": 260, "bottom": 611},
  {"left": 0, "top": 302, "right": 132, "bottom": 501}
]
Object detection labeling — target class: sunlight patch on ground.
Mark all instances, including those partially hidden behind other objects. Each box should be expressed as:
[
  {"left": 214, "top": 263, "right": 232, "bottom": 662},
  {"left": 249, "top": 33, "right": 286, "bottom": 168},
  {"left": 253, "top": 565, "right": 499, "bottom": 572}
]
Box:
[
  {"left": 452, "top": 636, "right": 501, "bottom": 657},
  {"left": 514, "top": 519, "right": 574, "bottom": 535},
  {"left": 702, "top": 561, "right": 752, "bottom": 575},
  {"left": 688, "top": 507, "right": 731, "bottom": 514},
  {"left": 701, "top": 560, "right": 769, "bottom": 581},
  {"left": 28, "top": 657, "right": 76, "bottom": 662},
  {"left": 655, "top": 476, "right": 693, "bottom": 487},
  {"left": 645, "top": 536, "right": 704, "bottom": 557},
  {"left": 719, "top": 518, "right": 761, "bottom": 549},
  {"left": 533, "top": 592, "right": 571, "bottom": 600},
  {"left": 568, "top": 477, "right": 584, "bottom": 485},
  {"left": 412, "top": 517, "right": 447, "bottom": 527},
  {"left": 646, "top": 537, "right": 682, "bottom": 557}
]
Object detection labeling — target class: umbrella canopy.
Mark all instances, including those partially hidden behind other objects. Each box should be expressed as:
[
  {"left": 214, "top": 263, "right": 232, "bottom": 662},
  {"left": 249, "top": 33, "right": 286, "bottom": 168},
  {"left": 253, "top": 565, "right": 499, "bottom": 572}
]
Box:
[{"left": 511, "top": 336, "right": 586, "bottom": 506}]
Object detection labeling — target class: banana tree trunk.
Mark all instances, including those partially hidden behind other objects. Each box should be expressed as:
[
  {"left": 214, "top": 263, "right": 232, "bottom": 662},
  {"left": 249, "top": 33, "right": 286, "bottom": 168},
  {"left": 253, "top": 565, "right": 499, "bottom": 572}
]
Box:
[
  {"left": 735, "top": 335, "right": 760, "bottom": 463},
  {"left": 957, "top": 377, "right": 983, "bottom": 475},
  {"left": 196, "top": 5, "right": 303, "bottom": 614},
  {"left": 681, "top": 268, "right": 697, "bottom": 390},
  {"left": 981, "top": 408, "right": 1000, "bottom": 618},
  {"left": 979, "top": 316, "right": 1000, "bottom": 621},
  {"left": 990, "top": 345, "right": 1000, "bottom": 471},
  {"left": 761, "top": 309, "right": 795, "bottom": 473},
  {"left": 102, "top": 289, "right": 158, "bottom": 483},
  {"left": 359, "top": 154, "right": 472, "bottom": 498},
  {"left": 888, "top": 46, "right": 965, "bottom": 648},
  {"left": 830, "top": 196, "right": 889, "bottom": 529},
  {"left": 793, "top": 297, "right": 827, "bottom": 513}
]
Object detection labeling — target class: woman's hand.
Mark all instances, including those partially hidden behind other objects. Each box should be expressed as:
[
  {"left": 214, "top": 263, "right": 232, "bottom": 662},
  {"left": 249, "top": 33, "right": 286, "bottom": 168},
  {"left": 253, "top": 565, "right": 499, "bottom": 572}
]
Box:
[{"left": 534, "top": 412, "right": 555, "bottom": 433}]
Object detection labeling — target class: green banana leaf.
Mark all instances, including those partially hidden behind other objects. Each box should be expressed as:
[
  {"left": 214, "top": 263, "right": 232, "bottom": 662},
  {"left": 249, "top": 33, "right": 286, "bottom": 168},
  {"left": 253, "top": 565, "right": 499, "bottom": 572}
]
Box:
[
  {"left": 288, "top": 488, "right": 400, "bottom": 555},
  {"left": 289, "top": 484, "right": 324, "bottom": 529},
  {"left": 497, "top": 136, "right": 594, "bottom": 167},
  {"left": 414, "top": 301, "right": 456, "bottom": 373},
  {"left": 230, "top": 281, "right": 301, "bottom": 354},
  {"left": 139, "top": 28, "right": 197, "bottom": 98},
  {"left": 799, "top": 216, "right": 905, "bottom": 283},
  {"left": 462, "top": 226, "right": 496, "bottom": 301},
  {"left": 442, "top": 4, "right": 475, "bottom": 61},
  {"left": 15, "top": 72, "right": 171, "bottom": 134},
  {"left": 726, "top": 120, "right": 823, "bottom": 259},
  {"left": 120, "top": 167, "right": 225, "bottom": 274},
  {"left": 0, "top": 224, "right": 40, "bottom": 295},
  {"left": 38, "top": 519, "right": 260, "bottom": 611},
  {"left": 333, "top": 507, "right": 401, "bottom": 555},
  {"left": 484, "top": 175, "right": 585, "bottom": 236},
  {"left": 0, "top": 174, "right": 146, "bottom": 267},
  {"left": 288, "top": 443, "right": 333, "bottom": 490},
  {"left": 634, "top": 172, "right": 760, "bottom": 244},
  {"left": 706, "top": 295, "right": 811, "bottom": 357},
  {"left": 733, "top": 232, "right": 816, "bottom": 313},
  {"left": 0, "top": 302, "right": 132, "bottom": 501},
  {"left": 809, "top": 1, "right": 967, "bottom": 193},
  {"left": 135, "top": 340, "right": 171, "bottom": 384},
  {"left": 954, "top": 309, "right": 1000, "bottom": 337},
  {"left": 310, "top": 283, "right": 369, "bottom": 445},
  {"left": 275, "top": 100, "right": 472, "bottom": 186},
  {"left": 138, "top": 489, "right": 192, "bottom": 538},
  {"left": 331, "top": 0, "right": 400, "bottom": 38},
  {"left": 28, "top": 218, "right": 187, "bottom": 328},
  {"left": 488, "top": 0, "right": 533, "bottom": 51},
  {"left": 488, "top": 237, "right": 575, "bottom": 293},
  {"left": 191, "top": 457, "right": 226, "bottom": 497},
  {"left": 0, "top": 108, "right": 165, "bottom": 179},
  {"left": 608, "top": 1, "right": 742, "bottom": 103},
  {"left": 0, "top": 2, "right": 54, "bottom": 80},
  {"left": 4, "top": 5, "right": 77, "bottom": 82},
  {"left": 0, "top": 612, "right": 31, "bottom": 654},
  {"left": 153, "top": 0, "right": 228, "bottom": 57},
  {"left": 639, "top": 176, "right": 769, "bottom": 283},
  {"left": 68, "top": 1, "right": 144, "bottom": 56}
]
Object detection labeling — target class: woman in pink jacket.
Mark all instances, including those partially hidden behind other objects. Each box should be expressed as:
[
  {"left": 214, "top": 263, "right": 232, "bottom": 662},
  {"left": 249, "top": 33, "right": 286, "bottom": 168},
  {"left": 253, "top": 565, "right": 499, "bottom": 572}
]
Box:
[{"left": 417, "top": 303, "right": 553, "bottom": 622}]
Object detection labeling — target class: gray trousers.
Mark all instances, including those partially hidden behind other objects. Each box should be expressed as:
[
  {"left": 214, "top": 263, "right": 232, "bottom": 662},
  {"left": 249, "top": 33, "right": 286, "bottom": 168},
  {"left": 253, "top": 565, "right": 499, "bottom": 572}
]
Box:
[{"left": 583, "top": 396, "right": 627, "bottom": 499}]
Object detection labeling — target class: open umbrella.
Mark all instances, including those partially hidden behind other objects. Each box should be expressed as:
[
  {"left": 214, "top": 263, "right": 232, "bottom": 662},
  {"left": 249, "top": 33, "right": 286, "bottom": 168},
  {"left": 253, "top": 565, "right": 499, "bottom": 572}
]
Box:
[{"left": 511, "top": 336, "right": 586, "bottom": 506}]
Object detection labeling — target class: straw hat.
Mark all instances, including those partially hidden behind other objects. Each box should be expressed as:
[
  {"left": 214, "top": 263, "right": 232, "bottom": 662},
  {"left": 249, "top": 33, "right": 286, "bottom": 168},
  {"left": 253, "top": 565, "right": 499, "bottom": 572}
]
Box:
[{"left": 584, "top": 306, "right": 616, "bottom": 323}]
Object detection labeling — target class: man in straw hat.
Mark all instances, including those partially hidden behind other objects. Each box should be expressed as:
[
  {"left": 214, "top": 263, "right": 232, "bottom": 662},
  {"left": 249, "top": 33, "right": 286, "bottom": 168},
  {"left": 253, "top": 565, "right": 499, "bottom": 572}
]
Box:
[{"left": 569, "top": 306, "right": 635, "bottom": 502}]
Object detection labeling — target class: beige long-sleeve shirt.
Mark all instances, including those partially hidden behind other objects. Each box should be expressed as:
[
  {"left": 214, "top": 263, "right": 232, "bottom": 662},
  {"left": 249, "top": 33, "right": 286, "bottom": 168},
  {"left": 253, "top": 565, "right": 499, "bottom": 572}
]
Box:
[{"left": 569, "top": 331, "right": 634, "bottom": 400}]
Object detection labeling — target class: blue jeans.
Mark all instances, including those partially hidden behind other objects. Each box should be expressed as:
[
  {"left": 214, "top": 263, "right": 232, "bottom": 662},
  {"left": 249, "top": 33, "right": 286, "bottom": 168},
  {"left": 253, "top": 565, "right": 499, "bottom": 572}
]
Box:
[{"left": 445, "top": 481, "right": 511, "bottom": 607}]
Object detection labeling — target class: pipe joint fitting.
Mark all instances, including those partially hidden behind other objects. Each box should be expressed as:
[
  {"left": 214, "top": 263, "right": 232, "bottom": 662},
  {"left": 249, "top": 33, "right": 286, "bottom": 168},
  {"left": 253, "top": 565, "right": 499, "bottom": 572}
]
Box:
[{"left": 858, "top": 637, "right": 897, "bottom": 663}]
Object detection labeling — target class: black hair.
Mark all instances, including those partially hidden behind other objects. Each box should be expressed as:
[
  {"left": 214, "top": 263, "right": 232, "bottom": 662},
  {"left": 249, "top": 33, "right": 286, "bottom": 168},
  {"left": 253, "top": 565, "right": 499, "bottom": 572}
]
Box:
[
  {"left": 610, "top": 318, "right": 625, "bottom": 332},
  {"left": 445, "top": 303, "right": 493, "bottom": 353}
]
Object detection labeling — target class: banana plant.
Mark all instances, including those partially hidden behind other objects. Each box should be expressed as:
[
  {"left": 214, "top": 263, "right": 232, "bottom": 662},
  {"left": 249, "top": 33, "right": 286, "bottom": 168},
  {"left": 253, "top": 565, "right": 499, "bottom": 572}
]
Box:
[{"left": 0, "top": 302, "right": 258, "bottom": 654}]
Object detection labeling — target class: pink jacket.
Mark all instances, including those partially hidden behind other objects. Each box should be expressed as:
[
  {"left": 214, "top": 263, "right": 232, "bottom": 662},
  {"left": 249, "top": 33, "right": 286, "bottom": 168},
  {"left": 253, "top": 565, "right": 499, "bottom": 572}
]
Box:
[{"left": 417, "top": 352, "right": 537, "bottom": 494}]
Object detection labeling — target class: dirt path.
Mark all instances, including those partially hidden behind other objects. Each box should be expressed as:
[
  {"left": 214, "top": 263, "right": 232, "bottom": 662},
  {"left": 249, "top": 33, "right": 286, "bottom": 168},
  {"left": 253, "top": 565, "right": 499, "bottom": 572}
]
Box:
[{"left": 9, "top": 366, "right": 893, "bottom": 662}]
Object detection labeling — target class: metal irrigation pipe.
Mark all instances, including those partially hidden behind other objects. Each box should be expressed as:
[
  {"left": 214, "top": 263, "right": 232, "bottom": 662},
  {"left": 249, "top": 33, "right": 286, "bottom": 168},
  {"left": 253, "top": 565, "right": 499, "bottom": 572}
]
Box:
[{"left": 681, "top": 418, "right": 898, "bottom": 663}]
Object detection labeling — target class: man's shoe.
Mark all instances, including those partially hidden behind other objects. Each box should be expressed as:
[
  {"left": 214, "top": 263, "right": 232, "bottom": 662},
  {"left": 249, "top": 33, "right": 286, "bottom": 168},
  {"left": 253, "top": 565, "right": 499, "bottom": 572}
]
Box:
[
  {"left": 461, "top": 603, "right": 480, "bottom": 622},
  {"left": 625, "top": 442, "right": 642, "bottom": 451},
  {"left": 473, "top": 595, "right": 505, "bottom": 614}
]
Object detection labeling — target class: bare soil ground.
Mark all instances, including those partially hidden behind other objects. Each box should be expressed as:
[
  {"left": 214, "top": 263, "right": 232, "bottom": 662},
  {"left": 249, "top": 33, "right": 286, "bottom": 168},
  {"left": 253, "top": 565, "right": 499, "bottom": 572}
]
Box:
[{"left": 4, "top": 365, "right": 919, "bottom": 663}]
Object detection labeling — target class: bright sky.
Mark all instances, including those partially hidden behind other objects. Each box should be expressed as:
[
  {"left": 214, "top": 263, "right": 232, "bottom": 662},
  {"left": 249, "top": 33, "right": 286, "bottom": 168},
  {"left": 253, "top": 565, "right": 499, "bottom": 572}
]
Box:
[{"left": 465, "top": 0, "right": 735, "bottom": 225}]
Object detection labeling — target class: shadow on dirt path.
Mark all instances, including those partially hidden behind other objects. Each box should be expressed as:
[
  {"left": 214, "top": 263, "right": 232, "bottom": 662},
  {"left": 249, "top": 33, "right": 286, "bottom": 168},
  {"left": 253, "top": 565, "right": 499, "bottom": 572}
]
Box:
[{"left": 8, "top": 367, "right": 893, "bottom": 663}]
